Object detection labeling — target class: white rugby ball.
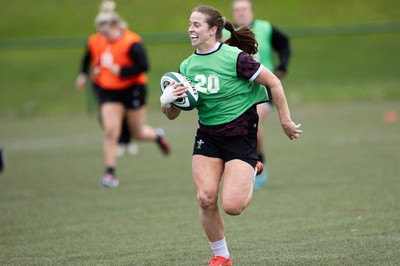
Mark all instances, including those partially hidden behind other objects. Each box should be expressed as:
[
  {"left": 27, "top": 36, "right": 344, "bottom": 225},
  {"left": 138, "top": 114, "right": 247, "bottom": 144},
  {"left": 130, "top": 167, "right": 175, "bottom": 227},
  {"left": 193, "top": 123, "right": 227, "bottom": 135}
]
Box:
[{"left": 160, "top": 72, "right": 198, "bottom": 111}]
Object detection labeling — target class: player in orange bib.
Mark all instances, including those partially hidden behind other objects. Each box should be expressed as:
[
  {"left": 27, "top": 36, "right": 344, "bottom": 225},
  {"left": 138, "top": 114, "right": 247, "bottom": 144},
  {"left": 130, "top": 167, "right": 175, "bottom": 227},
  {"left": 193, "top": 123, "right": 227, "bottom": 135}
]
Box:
[{"left": 76, "top": 1, "right": 170, "bottom": 187}]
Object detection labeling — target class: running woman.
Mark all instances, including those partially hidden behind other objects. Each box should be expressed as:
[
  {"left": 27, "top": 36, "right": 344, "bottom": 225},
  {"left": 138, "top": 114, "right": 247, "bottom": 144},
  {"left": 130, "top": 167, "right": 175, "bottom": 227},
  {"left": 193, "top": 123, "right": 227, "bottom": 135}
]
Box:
[
  {"left": 231, "top": 0, "right": 291, "bottom": 189},
  {"left": 160, "top": 6, "right": 301, "bottom": 266},
  {"left": 75, "top": 0, "right": 170, "bottom": 187}
]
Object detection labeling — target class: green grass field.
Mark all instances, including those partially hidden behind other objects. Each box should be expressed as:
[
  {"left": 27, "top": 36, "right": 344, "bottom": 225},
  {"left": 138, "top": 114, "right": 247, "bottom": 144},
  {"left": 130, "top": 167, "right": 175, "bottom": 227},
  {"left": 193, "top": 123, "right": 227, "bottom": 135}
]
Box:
[
  {"left": 0, "top": 0, "right": 399, "bottom": 264},
  {"left": 1, "top": 100, "right": 399, "bottom": 265}
]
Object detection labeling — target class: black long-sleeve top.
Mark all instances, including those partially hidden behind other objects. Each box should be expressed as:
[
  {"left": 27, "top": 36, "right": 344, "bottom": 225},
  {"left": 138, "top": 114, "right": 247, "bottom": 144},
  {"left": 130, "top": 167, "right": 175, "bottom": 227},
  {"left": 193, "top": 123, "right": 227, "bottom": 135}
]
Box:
[
  {"left": 79, "top": 42, "right": 149, "bottom": 77},
  {"left": 271, "top": 26, "right": 291, "bottom": 72}
]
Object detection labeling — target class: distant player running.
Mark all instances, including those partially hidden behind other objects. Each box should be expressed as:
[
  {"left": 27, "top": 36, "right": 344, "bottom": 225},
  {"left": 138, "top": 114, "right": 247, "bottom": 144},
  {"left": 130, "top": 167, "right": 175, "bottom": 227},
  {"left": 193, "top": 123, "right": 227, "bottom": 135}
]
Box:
[
  {"left": 160, "top": 5, "right": 301, "bottom": 266},
  {"left": 75, "top": 0, "right": 170, "bottom": 187}
]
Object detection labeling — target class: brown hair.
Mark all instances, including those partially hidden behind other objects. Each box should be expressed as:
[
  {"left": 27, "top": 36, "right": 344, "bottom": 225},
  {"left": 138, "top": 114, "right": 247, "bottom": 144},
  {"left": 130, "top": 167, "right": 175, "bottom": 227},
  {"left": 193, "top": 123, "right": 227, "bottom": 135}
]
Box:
[{"left": 193, "top": 5, "right": 258, "bottom": 55}]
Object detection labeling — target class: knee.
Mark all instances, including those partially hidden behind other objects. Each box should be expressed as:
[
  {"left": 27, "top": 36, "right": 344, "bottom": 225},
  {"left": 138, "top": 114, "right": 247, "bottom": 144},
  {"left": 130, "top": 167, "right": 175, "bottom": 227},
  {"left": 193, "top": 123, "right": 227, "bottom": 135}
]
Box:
[
  {"left": 197, "top": 191, "right": 218, "bottom": 210},
  {"left": 222, "top": 202, "right": 246, "bottom": 216},
  {"left": 104, "top": 128, "right": 119, "bottom": 141}
]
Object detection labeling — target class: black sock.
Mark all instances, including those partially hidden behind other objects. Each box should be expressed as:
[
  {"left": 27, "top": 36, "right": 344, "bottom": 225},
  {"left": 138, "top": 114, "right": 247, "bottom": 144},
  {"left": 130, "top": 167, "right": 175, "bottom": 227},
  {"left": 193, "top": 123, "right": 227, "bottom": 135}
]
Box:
[
  {"left": 106, "top": 167, "right": 115, "bottom": 175},
  {"left": 155, "top": 128, "right": 164, "bottom": 143},
  {"left": 258, "top": 153, "right": 265, "bottom": 163},
  {"left": 119, "top": 119, "right": 131, "bottom": 144}
]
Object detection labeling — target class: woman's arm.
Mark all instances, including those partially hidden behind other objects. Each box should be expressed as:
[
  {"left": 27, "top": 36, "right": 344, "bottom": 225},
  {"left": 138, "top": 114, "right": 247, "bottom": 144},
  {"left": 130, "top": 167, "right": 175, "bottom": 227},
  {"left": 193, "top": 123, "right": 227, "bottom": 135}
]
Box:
[
  {"left": 75, "top": 46, "right": 91, "bottom": 91},
  {"left": 255, "top": 67, "right": 302, "bottom": 140},
  {"left": 271, "top": 26, "right": 291, "bottom": 78},
  {"left": 162, "top": 105, "right": 181, "bottom": 120}
]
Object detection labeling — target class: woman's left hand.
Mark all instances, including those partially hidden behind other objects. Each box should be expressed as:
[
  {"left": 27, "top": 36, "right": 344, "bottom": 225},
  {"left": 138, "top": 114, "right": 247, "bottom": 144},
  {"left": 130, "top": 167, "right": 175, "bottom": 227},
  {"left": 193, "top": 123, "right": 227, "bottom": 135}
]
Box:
[
  {"left": 281, "top": 121, "right": 303, "bottom": 140},
  {"left": 110, "top": 64, "right": 121, "bottom": 76}
]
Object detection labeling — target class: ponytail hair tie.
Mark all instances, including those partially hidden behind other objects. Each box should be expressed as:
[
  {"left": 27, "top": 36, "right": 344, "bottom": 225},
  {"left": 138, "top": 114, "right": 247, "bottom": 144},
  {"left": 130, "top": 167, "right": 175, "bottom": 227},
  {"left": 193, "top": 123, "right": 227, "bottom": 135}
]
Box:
[{"left": 222, "top": 17, "right": 226, "bottom": 27}]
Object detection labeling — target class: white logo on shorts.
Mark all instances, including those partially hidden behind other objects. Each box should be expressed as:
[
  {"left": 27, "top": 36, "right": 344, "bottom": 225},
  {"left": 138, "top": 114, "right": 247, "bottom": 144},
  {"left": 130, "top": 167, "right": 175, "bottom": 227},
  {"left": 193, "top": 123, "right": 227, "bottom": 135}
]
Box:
[{"left": 196, "top": 139, "right": 205, "bottom": 149}]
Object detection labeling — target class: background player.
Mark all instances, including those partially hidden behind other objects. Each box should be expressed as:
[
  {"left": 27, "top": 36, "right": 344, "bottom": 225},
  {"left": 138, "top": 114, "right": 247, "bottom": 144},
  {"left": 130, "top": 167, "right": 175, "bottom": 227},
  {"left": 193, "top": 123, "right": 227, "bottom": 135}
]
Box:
[
  {"left": 75, "top": 0, "right": 170, "bottom": 187},
  {"left": 231, "top": 0, "right": 291, "bottom": 189}
]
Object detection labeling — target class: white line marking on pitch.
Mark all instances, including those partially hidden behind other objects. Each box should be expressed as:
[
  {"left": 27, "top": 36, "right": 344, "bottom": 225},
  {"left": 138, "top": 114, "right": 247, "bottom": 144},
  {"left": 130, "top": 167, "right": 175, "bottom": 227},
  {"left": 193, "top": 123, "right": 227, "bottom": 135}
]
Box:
[{"left": 3, "top": 132, "right": 102, "bottom": 152}]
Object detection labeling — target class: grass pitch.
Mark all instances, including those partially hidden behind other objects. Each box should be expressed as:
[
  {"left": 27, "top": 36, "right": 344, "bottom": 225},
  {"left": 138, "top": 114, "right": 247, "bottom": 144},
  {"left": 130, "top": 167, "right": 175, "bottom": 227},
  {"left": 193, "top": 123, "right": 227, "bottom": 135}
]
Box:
[{"left": 1, "top": 100, "right": 399, "bottom": 265}]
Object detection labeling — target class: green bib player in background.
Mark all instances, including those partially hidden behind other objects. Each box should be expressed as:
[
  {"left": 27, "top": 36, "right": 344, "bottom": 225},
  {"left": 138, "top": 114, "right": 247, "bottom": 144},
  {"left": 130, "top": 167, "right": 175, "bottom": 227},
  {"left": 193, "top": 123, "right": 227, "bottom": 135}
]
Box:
[{"left": 224, "top": 0, "right": 291, "bottom": 189}]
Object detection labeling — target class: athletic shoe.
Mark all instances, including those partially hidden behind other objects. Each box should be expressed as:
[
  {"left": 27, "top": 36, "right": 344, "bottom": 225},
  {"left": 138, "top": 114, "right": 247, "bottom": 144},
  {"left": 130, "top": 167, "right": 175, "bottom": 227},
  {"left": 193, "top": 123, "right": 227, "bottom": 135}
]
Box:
[
  {"left": 100, "top": 174, "right": 119, "bottom": 188},
  {"left": 254, "top": 163, "right": 268, "bottom": 190},
  {"left": 127, "top": 141, "right": 139, "bottom": 156},
  {"left": 155, "top": 128, "right": 170, "bottom": 156},
  {"left": 207, "top": 256, "right": 232, "bottom": 266}
]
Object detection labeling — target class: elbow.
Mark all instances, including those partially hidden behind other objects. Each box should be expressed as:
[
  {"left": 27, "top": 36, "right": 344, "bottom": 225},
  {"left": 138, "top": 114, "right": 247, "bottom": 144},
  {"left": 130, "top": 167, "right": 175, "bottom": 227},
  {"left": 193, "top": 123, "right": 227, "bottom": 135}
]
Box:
[
  {"left": 268, "top": 78, "right": 284, "bottom": 98},
  {"left": 142, "top": 64, "right": 149, "bottom": 73},
  {"left": 162, "top": 107, "right": 180, "bottom": 120},
  {"left": 271, "top": 76, "right": 283, "bottom": 89},
  {"left": 165, "top": 112, "right": 178, "bottom": 120},
  {"left": 167, "top": 115, "right": 177, "bottom": 120},
  {"left": 139, "top": 61, "right": 149, "bottom": 73}
]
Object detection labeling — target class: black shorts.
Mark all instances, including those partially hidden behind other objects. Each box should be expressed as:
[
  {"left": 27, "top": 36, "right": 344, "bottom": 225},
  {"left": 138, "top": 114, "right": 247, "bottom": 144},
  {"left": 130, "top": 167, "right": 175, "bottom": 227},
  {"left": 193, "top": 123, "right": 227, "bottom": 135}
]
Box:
[
  {"left": 96, "top": 84, "right": 147, "bottom": 109},
  {"left": 193, "top": 129, "right": 258, "bottom": 168}
]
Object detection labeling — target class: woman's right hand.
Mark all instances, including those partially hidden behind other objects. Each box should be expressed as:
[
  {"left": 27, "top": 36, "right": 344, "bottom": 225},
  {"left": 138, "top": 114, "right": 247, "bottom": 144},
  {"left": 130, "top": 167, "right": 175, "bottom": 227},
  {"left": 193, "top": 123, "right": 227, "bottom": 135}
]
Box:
[
  {"left": 75, "top": 73, "right": 87, "bottom": 91},
  {"left": 160, "top": 82, "right": 188, "bottom": 108}
]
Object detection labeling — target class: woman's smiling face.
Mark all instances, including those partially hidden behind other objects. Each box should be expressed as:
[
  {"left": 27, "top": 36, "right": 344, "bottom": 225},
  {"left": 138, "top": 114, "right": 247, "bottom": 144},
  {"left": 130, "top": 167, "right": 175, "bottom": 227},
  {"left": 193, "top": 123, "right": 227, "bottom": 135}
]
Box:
[{"left": 188, "top": 11, "right": 217, "bottom": 52}]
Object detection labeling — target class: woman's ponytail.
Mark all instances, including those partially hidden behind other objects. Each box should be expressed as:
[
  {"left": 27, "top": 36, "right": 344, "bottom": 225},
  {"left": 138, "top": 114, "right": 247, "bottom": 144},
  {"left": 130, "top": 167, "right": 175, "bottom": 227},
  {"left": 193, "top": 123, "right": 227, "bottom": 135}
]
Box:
[
  {"left": 193, "top": 5, "right": 258, "bottom": 55},
  {"left": 224, "top": 20, "right": 258, "bottom": 55}
]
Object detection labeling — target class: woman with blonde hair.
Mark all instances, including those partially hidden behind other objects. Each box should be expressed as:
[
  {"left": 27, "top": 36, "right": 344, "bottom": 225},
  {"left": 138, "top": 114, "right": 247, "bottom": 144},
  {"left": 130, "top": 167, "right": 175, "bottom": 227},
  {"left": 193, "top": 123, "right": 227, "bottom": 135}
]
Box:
[{"left": 76, "top": 1, "right": 170, "bottom": 187}]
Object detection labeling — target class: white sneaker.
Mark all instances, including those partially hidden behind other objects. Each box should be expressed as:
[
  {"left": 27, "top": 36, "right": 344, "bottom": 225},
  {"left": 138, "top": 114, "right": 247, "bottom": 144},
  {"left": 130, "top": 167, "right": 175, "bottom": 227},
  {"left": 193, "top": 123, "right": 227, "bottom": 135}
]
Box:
[
  {"left": 99, "top": 174, "right": 119, "bottom": 188},
  {"left": 127, "top": 142, "right": 139, "bottom": 156}
]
